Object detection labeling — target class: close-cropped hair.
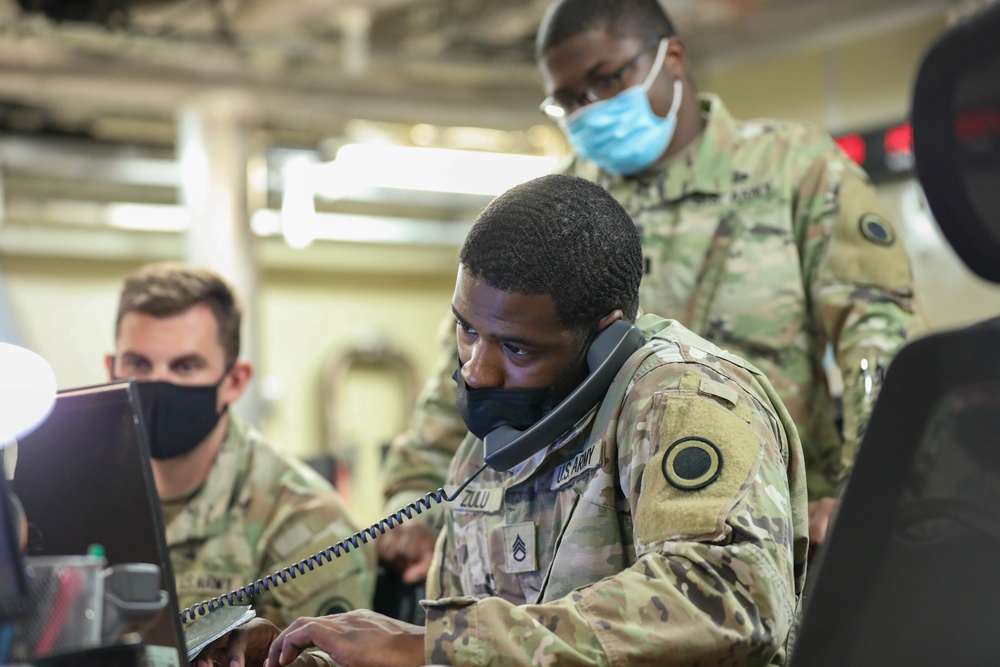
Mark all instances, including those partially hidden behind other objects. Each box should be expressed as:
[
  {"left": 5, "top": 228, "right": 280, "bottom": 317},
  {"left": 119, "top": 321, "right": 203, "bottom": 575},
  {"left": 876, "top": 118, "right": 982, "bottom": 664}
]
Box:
[
  {"left": 115, "top": 262, "right": 242, "bottom": 364},
  {"left": 536, "top": 0, "right": 677, "bottom": 57},
  {"left": 459, "top": 174, "right": 642, "bottom": 336}
]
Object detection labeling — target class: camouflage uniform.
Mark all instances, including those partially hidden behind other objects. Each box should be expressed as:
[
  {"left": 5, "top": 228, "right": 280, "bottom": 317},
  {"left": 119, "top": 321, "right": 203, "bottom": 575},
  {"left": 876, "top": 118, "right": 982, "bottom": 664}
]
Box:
[
  {"left": 167, "top": 417, "right": 375, "bottom": 628},
  {"left": 383, "top": 95, "right": 921, "bottom": 506},
  {"left": 423, "top": 315, "right": 808, "bottom": 666}
]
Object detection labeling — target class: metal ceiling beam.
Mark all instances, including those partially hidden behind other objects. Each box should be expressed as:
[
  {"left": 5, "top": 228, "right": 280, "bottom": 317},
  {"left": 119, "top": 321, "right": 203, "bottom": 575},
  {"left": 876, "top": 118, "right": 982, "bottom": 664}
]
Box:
[{"left": 0, "top": 223, "right": 461, "bottom": 276}]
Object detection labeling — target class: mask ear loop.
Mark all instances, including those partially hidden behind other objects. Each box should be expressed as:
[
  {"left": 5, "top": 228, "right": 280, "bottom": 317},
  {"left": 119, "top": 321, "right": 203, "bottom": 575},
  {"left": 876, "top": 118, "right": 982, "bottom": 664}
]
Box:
[
  {"left": 644, "top": 38, "right": 683, "bottom": 121},
  {"left": 642, "top": 38, "right": 670, "bottom": 90}
]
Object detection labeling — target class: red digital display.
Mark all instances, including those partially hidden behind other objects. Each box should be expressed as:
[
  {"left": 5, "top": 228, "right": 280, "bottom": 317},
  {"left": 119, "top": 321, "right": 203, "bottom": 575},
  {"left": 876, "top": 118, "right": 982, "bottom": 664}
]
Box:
[
  {"left": 835, "top": 133, "right": 866, "bottom": 166},
  {"left": 884, "top": 122, "right": 913, "bottom": 157},
  {"left": 833, "top": 120, "right": 915, "bottom": 182}
]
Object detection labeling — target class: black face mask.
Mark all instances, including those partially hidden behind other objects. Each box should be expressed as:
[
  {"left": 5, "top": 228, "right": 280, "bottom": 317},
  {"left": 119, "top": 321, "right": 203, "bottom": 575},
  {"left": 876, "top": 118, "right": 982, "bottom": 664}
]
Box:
[
  {"left": 453, "top": 370, "right": 555, "bottom": 441},
  {"left": 453, "top": 328, "right": 594, "bottom": 442},
  {"left": 132, "top": 375, "right": 230, "bottom": 460}
]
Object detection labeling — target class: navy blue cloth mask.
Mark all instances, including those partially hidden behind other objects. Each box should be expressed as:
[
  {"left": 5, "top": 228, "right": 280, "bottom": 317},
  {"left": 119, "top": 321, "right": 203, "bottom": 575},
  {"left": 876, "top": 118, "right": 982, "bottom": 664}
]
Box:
[
  {"left": 453, "top": 370, "right": 555, "bottom": 442},
  {"left": 132, "top": 372, "right": 230, "bottom": 460},
  {"left": 453, "top": 328, "right": 595, "bottom": 441}
]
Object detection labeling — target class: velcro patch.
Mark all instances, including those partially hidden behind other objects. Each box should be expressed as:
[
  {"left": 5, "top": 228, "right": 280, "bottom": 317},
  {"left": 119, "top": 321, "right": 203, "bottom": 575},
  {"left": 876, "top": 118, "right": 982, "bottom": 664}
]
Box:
[
  {"left": 452, "top": 486, "right": 503, "bottom": 514},
  {"left": 502, "top": 522, "right": 537, "bottom": 574},
  {"left": 825, "top": 167, "right": 912, "bottom": 289},
  {"left": 550, "top": 440, "right": 604, "bottom": 490},
  {"left": 635, "top": 394, "right": 762, "bottom": 544},
  {"left": 174, "top": 571, "right": 241, "bottom": 597}
]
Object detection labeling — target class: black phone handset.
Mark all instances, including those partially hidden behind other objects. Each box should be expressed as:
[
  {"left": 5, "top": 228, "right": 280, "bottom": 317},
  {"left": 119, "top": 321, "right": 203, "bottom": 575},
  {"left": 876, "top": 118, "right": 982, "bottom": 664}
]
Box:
[
  {"left": 179, "top": 319, "right": 646, "bottom": 624},
  {"left": 482, "top": 319, "right": 645, "bottom": 471}
]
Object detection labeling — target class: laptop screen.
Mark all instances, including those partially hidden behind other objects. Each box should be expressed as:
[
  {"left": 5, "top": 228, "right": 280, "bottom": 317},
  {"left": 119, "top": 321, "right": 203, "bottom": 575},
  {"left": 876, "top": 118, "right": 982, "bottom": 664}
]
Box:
[{"left": 12, "top": 380, "right": 185, "bottom": 666}]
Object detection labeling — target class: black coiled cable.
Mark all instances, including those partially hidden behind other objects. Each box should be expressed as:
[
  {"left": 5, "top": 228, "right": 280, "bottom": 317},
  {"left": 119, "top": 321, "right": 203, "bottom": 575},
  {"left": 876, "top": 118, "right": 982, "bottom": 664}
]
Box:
[{"left": 179, "top": 463, "right": 487, "bottom": 624}]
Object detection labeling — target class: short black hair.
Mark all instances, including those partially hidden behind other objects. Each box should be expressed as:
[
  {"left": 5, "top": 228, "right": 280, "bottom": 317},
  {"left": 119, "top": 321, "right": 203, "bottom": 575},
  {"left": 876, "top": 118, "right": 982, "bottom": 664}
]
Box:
[
  {"left": 459, "top": 174, "right": 642, "bottom": 336},
  {"left": 537, "top": 0, "right": 676, "bottom": 58}
]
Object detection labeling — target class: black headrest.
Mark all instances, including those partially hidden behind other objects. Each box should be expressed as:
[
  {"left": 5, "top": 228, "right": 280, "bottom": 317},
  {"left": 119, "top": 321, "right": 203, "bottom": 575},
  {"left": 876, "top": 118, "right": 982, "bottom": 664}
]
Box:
[{"left": 912, "top": 3, "right": 1000, "bottom": 284}]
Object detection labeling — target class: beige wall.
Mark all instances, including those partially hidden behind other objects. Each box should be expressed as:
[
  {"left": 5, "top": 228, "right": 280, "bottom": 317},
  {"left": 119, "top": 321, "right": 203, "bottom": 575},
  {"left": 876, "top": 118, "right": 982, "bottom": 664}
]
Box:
[{"left": 699, "top": 18, "right": 947, "bottom": 132}]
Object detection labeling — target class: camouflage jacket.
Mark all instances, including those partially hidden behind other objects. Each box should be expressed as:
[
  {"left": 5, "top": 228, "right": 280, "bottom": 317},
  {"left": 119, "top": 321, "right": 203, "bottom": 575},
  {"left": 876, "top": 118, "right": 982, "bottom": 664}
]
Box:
[
  {"left": 423, "top": 315, "right": 809, "bottom": 666},
  {"left": 383, "top": 95, "right": 922, "bottom": 505},
  {"left": 168, "top": 417, "right": 376, "bottom": 628}
]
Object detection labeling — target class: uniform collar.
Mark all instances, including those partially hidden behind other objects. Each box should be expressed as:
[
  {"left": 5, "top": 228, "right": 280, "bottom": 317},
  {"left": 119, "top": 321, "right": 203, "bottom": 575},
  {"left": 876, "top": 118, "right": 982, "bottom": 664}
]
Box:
[{"left": 163, "top": 417, "right": 247, "bottom": 545}]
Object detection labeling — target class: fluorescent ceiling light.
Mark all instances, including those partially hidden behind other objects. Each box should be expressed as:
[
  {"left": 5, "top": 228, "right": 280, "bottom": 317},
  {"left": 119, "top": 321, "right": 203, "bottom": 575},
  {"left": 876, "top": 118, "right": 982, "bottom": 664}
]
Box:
[
  {"left": 251, "top": 209, "right": 470, "bottom": 246},
  {"left": 314, "top": 144, "right": 559, "bottom": 199},
  {"left": 105, "top": 203, "right": 191, "bottom": 232}
]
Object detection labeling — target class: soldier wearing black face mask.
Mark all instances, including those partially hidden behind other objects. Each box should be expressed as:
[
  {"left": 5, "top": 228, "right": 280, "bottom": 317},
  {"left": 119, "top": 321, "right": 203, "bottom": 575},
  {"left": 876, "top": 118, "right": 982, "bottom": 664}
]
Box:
[{"left": 105, "top": 263, "right": 376, "bottom": 629}]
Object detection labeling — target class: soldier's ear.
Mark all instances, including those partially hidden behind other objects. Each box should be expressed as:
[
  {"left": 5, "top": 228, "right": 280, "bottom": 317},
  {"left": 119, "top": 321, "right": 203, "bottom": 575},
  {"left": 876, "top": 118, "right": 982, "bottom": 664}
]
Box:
[
  {"left": 219, "top": 361, "right": 253, "bottom": 406},
  {"left": 595, "top": 310, "right": 624, "bottom": 335}
]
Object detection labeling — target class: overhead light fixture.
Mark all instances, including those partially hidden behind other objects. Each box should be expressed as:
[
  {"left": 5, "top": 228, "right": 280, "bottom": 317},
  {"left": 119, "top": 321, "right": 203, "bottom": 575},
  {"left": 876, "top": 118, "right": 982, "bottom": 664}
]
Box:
[
  {"left": 105, "top": 203, "right": 191, "bottom": 232},
  {"left": 280, "top": 156, "right": 319, "bottom": 250},
  {"left": 251, "top": 209, "right": 470, "bottom": 247},
  {"left": 314, "top": 145, "right": 560, "bottom": 199}
]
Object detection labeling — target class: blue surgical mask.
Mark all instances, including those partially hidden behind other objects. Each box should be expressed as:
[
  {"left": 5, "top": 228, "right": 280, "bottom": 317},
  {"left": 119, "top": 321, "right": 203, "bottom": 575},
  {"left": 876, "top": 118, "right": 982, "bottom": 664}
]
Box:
[{"left": 564, "top": 39, "right": 683, "bottom": 176}]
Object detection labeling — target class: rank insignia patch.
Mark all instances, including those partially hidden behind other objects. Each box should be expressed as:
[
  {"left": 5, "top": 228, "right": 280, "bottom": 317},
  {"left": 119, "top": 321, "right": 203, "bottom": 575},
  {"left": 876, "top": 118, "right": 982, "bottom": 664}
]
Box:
[
  {"left": 859, "top": 213, "right": 897, "bottom": 246},
  {"left": 662, "top": 437, "right": 723, "bottom": 491}
]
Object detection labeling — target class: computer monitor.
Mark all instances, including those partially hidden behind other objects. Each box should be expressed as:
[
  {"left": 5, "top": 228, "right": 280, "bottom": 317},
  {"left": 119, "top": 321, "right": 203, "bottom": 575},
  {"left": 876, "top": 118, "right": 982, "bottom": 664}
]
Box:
[
  {"left": 11, "top": 380, "right": 185, "bottom": 666},
  {"left": 0, "top": 467, "right": 30, "bottom": 620}
]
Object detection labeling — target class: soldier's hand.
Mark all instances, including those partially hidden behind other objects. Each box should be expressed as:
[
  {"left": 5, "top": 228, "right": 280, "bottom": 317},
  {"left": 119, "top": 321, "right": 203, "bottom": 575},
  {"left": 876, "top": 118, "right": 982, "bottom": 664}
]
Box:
[
  {"left": 265, "top": 610, "right": 425, "bottom": 667},
  {"left": 808, "top": 497, "right": 840, "bottom": 551},
  {"left": 192, "top": 617, "right": 280, "bottom": 667},
  {"left": 376, "top": 521, "right": 437, "bottom": 585}
]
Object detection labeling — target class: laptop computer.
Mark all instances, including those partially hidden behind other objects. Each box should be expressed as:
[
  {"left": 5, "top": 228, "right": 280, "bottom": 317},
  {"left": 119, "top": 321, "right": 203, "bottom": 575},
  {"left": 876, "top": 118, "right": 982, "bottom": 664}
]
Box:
[{"left": 12, "top": 380, "right": 186, "bottom": 667}]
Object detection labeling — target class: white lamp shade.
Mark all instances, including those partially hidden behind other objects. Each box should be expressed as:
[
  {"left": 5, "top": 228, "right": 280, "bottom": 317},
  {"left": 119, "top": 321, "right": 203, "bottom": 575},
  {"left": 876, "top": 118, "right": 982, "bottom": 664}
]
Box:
[{"left": 0, "top": 343, "right": 57, "bottom": 445}]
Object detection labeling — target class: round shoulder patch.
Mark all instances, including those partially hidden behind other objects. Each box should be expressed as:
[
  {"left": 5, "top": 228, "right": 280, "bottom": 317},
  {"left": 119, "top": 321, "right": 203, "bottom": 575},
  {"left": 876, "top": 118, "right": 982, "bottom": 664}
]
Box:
[
  {"left": 662, "top": 437, "right": 723, "bottom": 491},
  {"left": 858, "top": 213, "right": 896, "bottom": 246}
]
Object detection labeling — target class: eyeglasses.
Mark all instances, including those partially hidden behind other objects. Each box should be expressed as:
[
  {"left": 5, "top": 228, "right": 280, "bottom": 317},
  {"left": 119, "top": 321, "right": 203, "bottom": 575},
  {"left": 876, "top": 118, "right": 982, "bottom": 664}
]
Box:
[{"left": 540, "top": 35, "right": 665, "bottom": 121}]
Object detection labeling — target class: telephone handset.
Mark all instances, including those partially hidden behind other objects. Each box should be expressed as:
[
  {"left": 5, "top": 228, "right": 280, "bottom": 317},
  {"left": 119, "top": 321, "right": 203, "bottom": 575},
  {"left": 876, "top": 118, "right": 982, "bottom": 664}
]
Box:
[
  {"left": 483, "top": 319, "right": 645, "bottom": 471},
  {"left": 179, "top": 319, "right": 646, "bottom": 624}
]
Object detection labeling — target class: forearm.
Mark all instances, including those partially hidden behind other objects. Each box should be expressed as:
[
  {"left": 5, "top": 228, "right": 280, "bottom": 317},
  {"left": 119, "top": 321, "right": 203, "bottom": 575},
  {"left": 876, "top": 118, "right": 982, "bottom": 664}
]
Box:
[{"left": 823, "top": 294, "right": 923, "bottom": 483}]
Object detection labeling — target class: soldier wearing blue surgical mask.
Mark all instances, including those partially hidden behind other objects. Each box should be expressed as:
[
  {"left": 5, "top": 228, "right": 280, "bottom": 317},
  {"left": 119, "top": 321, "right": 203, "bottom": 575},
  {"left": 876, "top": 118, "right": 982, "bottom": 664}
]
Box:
[
  {"left": 539, "top": 17, "right": 699, "bottom": 175},
  {"left": 535, "top": 0, "right": 924, "bottom": 557}
]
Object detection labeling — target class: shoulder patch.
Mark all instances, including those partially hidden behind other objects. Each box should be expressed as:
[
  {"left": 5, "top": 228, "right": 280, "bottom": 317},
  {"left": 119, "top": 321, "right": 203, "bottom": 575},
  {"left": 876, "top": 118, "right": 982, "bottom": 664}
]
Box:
[
  {"left": 662, "top": 437, "right": 722, "bottom": 490},
  {"left": 859, "top": 212, "right": 896, "bottom": 246},
  {"left": 634, "top": 394, "right": 763, "bottom": 545}
]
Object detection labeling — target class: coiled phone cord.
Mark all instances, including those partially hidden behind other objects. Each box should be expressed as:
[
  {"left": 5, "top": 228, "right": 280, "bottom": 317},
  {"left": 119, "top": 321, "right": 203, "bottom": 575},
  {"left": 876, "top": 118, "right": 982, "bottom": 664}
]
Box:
[{"left": 179, "top": 463, "right": 488, "bottom": 624}]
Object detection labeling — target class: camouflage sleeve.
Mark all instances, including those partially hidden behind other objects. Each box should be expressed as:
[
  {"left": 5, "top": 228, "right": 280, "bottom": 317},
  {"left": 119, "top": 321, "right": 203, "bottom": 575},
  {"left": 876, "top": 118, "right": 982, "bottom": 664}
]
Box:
[
  {"left": 381, "top": 309, "right": 467, "bottom": 527},
  {"left": 796, "top": 141, "right": 925, "bottom": 497},
  {"left": 254, "top": 488, "right": 377, "bottom": 628},
  {"left": 424, "top": 366, "right": 802, "bottom": 666}
]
